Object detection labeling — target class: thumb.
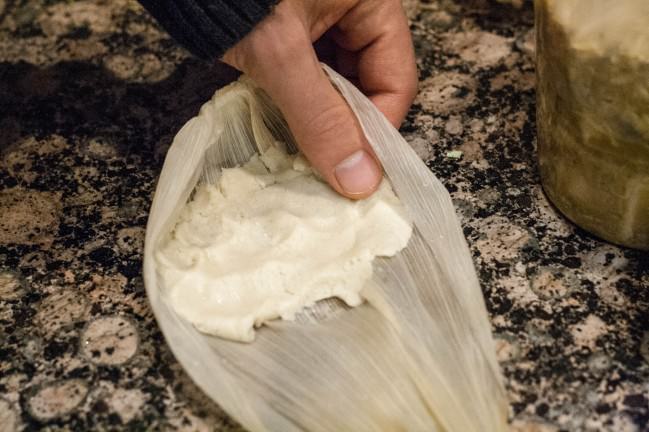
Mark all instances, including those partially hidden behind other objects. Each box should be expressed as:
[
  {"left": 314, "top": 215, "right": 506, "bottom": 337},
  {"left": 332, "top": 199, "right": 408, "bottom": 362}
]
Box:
[{"left": 237, "top": 29, "right": 382, "bottom": 199}]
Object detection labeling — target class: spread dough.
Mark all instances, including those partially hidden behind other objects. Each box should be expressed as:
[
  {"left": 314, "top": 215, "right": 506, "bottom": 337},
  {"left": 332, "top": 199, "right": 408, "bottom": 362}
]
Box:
[{"left": 155, "top": 146, "right": 412, "bottom": 342}]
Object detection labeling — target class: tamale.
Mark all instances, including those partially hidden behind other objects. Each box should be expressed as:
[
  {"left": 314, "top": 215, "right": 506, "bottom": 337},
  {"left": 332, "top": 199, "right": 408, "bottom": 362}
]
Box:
[{"left": 143, "top": 65, "right": 508, "bottom": 431}]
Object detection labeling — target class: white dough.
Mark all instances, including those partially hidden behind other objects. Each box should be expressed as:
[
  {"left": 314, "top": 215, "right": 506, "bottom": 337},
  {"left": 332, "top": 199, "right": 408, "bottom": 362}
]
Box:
[{"left": 155, "top": 147, "right": 412, "bottom": 342}]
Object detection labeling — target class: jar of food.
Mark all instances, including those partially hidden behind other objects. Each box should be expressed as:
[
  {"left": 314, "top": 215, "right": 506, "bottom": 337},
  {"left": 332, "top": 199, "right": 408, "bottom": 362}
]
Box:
[{"left": 535, "top": 0, "right": 649, "bottom": 249}]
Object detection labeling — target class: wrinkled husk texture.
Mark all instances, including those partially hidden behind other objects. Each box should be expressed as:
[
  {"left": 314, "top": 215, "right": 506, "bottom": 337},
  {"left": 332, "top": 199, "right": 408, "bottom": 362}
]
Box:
[{"left": 144, "top": 65, "right": 508, "bottom": 431}]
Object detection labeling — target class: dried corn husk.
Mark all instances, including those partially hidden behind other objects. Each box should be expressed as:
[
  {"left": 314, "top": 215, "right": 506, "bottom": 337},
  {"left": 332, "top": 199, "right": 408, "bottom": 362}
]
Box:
[{"left": 143, "top": 65, "right": 508, "bottom": 432}]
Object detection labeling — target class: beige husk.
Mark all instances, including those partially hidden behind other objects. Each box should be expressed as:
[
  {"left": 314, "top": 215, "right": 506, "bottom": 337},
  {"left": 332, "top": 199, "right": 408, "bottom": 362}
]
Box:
[{"left": 143, "top": 65, "right": 508, "bottom": 432}]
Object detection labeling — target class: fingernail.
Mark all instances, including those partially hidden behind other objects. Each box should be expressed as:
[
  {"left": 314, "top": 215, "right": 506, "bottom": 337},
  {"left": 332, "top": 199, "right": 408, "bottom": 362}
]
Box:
[{"left": 334, "top": 150, "right": 382, "bottom": 196}]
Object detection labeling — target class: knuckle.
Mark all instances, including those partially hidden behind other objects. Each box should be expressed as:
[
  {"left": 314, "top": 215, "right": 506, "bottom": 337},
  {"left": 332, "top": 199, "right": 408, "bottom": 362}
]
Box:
[
  {"left": 405, "top": 73, "right": 419, "bottom": 101},
  {"left": 307, "top": 103, "right": 356, "bottom": 143}
]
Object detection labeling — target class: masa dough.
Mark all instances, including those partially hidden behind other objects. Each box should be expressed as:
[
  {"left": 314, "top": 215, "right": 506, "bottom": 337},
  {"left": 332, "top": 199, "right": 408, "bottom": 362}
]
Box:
[{"left": 155, "top": 146, "right": 412, "bottom": 342}]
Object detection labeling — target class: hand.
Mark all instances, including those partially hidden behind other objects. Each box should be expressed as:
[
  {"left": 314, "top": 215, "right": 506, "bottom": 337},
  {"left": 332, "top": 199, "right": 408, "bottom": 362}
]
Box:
[{"left": 222, "top": 0, "right": 417, "bottom": 199}]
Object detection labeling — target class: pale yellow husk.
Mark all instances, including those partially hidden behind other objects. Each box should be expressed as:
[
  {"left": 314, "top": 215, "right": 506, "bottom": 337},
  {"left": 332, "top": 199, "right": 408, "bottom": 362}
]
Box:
[{"left": 143, "top": 65, "right": 508, "bottom": 432}]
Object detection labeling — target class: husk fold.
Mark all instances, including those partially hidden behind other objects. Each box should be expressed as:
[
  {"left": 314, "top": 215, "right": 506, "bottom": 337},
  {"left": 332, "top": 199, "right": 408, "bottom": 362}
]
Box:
[{"left": 144, "top": 65, "right": 508, "bottom": 432}]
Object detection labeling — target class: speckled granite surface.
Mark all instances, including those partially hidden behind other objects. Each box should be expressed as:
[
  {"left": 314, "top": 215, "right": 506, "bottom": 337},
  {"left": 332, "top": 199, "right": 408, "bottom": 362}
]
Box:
[{"left": 0, "top": 0, "right": 648, "bottom": 431}]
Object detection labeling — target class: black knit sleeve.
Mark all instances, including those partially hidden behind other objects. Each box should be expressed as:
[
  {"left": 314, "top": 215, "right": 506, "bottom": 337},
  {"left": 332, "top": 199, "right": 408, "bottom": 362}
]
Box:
[{"left": 138, "top": 0, "right": 280, "bottom": 61}]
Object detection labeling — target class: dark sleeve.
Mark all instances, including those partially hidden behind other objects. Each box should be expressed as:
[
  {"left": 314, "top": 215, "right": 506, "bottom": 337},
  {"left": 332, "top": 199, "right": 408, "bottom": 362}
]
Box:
[{"left": 138, "top": 0, "right": 280, "bottom": 61}]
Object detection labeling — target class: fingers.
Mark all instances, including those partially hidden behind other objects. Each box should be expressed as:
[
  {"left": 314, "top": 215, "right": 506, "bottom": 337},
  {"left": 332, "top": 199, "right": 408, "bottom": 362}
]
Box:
[
  {"left": 332, "top": 0, "right": 418, "bottom": 128},
  {"left": 266, "top": 46, "right": 382, "bottom": 199},
  {"left": 223, "top": 2, "right": 382, "bottom": 199}
]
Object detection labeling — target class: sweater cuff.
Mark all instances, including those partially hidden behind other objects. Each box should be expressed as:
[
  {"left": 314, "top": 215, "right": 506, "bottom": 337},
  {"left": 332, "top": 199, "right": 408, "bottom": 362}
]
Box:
[{"left": 139, "top": 0, "right": 280, "bottom": 61}]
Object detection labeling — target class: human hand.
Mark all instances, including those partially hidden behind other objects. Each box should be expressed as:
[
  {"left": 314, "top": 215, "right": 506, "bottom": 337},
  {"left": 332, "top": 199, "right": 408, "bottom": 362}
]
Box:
[{"left": 222, "top": 0, "right": 417, "bottom": 199}]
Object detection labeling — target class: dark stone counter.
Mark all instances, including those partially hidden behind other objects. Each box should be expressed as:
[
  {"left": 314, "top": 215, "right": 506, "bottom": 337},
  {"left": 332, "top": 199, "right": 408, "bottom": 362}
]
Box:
[{"left": 0, "top": 0, "right": 647, "bottom": 430}]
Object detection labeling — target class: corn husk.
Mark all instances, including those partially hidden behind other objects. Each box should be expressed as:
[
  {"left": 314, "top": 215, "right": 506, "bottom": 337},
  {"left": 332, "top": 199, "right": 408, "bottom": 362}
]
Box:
[{"left": 143, "top": 65, "right": 508, "bottom": 431}]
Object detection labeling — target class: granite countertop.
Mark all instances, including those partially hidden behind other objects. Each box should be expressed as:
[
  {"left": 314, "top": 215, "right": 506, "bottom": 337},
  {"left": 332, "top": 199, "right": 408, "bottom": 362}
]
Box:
[{"left": 1, "top": 0, "right": 648, "bottom": 430}]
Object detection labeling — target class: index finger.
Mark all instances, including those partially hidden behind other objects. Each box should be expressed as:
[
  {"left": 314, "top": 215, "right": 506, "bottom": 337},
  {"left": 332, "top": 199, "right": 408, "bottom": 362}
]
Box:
[{"left": 332, "top": 0, "right": 418, "bottom": 128}]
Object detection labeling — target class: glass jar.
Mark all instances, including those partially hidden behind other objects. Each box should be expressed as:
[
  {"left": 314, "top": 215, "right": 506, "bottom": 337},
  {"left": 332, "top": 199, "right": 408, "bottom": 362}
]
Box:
[{"left": 535, "top": 0, "right": 649, "bottom": 249}]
